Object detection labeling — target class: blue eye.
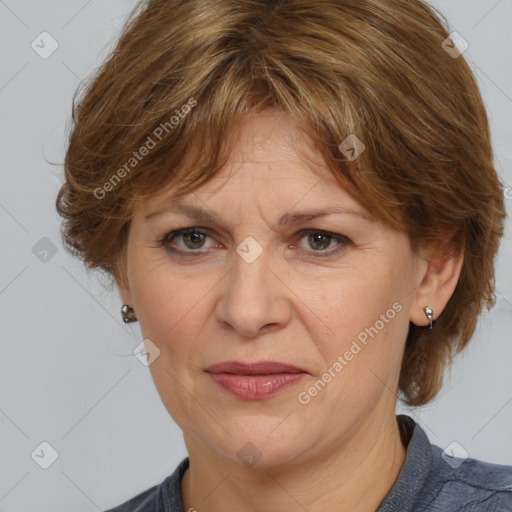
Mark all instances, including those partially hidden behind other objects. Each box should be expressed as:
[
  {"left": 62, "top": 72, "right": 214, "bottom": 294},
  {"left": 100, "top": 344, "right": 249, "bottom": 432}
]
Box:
[{"left": 158, "top": 227, "right": 350, "bottom": 258}]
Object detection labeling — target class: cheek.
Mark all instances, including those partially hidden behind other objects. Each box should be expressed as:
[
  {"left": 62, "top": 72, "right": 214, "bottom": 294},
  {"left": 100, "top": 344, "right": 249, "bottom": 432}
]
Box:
[
  {"left": 292, "top": 259, "right": 409, "bottom": 374},
  {"left": 130, "top": 261, "right": 218, "bottom": 426},
  {"left": 298, "top": 278, "right": 408, "bottom": 415},
  {"left": 128, "top": 254, "right": 219, "bottom": 349},
  {"left": 294, "top": 267, "right": 397, "bottom": 338}
]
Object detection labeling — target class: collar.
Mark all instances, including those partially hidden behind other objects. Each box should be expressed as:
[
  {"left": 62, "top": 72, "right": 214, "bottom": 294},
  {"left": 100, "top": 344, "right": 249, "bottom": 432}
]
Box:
[{"left": 376, "top": 414, "right": 433, "bottom": 511}]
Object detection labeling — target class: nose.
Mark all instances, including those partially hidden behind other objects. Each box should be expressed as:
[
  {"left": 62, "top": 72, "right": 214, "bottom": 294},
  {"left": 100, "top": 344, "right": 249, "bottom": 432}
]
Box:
[{"left": 214, "top": 241, "right": 292, "bottom": 339}]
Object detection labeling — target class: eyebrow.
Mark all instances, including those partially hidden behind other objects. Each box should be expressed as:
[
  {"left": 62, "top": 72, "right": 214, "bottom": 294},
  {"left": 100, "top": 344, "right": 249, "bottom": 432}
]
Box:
[{"left": 144, "top": 202, "right": 370, "bottom": 227}]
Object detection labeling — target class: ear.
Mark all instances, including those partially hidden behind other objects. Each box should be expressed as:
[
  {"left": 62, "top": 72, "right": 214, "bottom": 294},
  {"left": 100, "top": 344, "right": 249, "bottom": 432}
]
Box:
[
  {"left": 115, "top": 246, "right": 133, "bottom": 307},
  {"left": 117, "top": 279, "right": 133, "bottom": 308},
  {"left": 409, "top": 246, "right": 464, "bottom": 327}
]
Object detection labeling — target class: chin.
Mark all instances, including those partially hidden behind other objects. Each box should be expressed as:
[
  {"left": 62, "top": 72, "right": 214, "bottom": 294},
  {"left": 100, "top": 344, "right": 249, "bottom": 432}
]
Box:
[{"left": 208, "top": 425, "right": 309, "bottom": 469}]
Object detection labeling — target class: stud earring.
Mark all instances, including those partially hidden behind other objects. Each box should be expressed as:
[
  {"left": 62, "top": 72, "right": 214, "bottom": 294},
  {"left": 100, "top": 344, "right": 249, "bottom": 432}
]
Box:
[
  {"left": 424, "top": 306, "right": 434, "bottom": 329},
  {"left": 121, "top": 304, "right": 138, "bottom": 323}
]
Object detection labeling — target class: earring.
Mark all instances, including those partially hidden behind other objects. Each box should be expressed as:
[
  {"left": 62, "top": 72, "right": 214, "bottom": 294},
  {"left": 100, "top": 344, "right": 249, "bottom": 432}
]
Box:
[
  {"left": 121, "top": 304, "right": 138, "bottom": 323},
  {"left": 424, "top": 306, "right": 434, "bottom": 329}
]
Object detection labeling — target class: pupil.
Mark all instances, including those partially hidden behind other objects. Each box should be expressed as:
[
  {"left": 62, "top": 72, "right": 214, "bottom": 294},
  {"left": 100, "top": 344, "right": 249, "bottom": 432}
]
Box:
[
  {"left": 186, "top": 232, "right": 204, "bottom": 248},
  {"left": 310, "top": 233, "right": 329, "bottom": 250}
]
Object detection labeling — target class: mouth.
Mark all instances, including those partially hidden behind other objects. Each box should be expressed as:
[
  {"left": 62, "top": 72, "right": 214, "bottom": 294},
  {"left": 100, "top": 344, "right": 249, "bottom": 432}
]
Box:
[{"left": 205, "top": 360, "right": 309, "bottom": 400}]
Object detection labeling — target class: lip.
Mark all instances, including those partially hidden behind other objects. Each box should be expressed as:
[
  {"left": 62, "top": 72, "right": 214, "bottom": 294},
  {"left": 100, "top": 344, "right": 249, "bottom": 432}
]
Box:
[
  {"left": 205, "top": 360, "right": 309, "bottom": 400},
  {"left": 205, "top": 360, "right": 308, "bottom": 375}
]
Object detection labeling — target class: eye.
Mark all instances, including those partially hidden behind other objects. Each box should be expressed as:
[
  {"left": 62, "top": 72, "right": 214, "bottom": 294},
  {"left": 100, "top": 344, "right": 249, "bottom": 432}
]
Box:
[
  {"left": 293, "top": 229, "right": 351, "bottom": 258},
  {"left": 158, "top": 227, "right": 351, "bottom": 258},
  {"left": 159, "top": 227, "right": 215, "bottom": 254}
]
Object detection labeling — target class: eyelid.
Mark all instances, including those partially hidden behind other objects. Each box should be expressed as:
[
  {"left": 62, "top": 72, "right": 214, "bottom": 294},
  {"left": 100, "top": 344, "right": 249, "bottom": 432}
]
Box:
[
  {"left": 162, "top": 227, "right": 219, "bottom": 251},
  {"left": 159, "top": 226, "right": 351, "bottom": 259}
]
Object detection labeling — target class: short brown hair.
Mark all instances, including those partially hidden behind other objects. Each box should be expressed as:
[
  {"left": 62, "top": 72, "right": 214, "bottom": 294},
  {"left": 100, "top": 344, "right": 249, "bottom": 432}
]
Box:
[{"left": 56, "top": 0, "right": 506, "bottom": 406}]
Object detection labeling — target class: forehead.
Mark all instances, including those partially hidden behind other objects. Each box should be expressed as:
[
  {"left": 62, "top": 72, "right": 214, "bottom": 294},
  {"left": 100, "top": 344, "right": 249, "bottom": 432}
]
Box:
[
  {"left": 142, "top": 109, "right": 352, "bottom": 211},
  {"left": 226, "top": 109, "right": 316, "bottom": 162}
]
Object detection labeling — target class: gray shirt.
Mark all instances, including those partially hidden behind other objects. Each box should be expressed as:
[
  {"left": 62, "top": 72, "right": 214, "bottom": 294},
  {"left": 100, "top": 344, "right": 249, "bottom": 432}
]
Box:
[{"left": 103, "top": 414, "right": 512, "bottom": 511}]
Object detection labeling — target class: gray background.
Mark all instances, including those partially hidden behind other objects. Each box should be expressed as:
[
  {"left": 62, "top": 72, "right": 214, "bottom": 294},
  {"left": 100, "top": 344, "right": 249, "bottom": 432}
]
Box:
[{"left": 0, "top": 1, "right": 511, "bottom": 511}]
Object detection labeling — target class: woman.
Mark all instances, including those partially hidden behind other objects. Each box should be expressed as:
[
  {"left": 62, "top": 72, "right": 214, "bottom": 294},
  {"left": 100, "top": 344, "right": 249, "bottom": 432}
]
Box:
[{"left": 56, "top": 0, "right": 512, "bottom": 510}]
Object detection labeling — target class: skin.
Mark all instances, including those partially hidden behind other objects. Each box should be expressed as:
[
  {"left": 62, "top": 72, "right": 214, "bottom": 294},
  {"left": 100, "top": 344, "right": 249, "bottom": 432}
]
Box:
[{"left": 117, "top": 108, "right": 463, "bottom": 512}]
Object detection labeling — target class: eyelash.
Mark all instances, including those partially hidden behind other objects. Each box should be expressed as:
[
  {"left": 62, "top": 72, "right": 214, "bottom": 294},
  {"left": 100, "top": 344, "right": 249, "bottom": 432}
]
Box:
[{"left": 157, "top": 227, "right": 351, "bottom": 259}]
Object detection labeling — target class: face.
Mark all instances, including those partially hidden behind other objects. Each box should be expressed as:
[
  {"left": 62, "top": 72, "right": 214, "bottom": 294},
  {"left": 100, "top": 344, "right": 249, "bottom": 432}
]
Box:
[{"left": 119, "top": 109, "right": 428, "bottom": 468}]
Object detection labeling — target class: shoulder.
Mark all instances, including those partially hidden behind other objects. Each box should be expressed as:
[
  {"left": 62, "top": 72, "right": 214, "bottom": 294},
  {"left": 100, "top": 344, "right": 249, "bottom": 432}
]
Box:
[
  {"left": 425, "top": 444, "right": 512, "bottom": 511},
  {"left": 382, "top": 415, "right": 512, "bottom": 512},
  {"left": 102, "top": 457, "right": 189, "bottom": 512},
  {"left": 103, "top": 482, "right": 160, "bottom": 512}
]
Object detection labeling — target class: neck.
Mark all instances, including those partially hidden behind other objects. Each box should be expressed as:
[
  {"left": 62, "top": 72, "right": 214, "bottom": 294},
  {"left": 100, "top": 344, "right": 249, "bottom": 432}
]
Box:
[{"left": 181, "top": 412, "right": 407, "bottom": 512}]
